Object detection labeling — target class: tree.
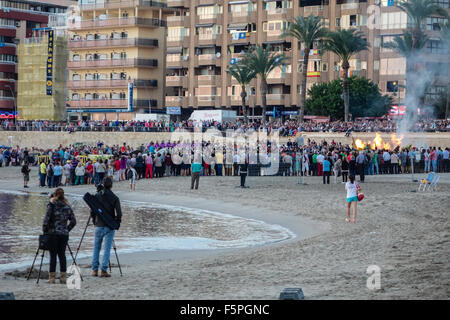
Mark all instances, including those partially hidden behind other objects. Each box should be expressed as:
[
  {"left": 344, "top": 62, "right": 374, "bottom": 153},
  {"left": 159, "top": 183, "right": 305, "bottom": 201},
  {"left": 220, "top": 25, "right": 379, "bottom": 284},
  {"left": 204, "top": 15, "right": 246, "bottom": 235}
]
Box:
[
  {"left": 242, "top": 45, "right": 288, "bottom": 124},
  {"left": 440, "top": 22, "right": 450, "bottom": 119},
  {"left": 226, "top": 63, "right": 256, "bottom": 124},
  {"left": 305, "top": 77, "right": 392, "bottom": 120},
  {"left": 397, "top": 0, "right": 448, "bottom": 48},
  {"left": 320, "top": 29, "right": 369, "bottom": 122},
  {"left": 284, "top": 14, "right": 328, "bottom": 121}
]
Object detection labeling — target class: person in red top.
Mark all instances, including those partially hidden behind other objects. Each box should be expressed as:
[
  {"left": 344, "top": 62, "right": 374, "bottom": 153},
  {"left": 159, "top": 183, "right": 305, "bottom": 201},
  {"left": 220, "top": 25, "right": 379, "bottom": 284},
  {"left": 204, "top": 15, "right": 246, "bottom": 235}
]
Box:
[
  {"left": 121, "top": 143, "right": 126, "bottom": 154},
  {"left": 86, "top": 161, "right": 94, "bottom": 185}
]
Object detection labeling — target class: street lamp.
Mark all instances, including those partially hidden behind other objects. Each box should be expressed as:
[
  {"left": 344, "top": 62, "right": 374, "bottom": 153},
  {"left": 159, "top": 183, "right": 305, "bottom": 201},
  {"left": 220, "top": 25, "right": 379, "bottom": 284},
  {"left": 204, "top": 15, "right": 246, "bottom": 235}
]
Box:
[{"left": 4, "top": 84, "right": 17, "bottom": 131}]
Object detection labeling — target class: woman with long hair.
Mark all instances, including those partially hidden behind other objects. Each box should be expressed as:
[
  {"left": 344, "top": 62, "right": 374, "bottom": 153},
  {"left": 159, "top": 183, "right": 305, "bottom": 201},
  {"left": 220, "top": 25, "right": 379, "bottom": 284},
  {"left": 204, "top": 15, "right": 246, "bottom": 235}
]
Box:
[
  {"left": 42, "top": 188, "right": 76, "bottom": 284},
  {"left": 345, "top": 175, "right": 360, "bottom": 223}
]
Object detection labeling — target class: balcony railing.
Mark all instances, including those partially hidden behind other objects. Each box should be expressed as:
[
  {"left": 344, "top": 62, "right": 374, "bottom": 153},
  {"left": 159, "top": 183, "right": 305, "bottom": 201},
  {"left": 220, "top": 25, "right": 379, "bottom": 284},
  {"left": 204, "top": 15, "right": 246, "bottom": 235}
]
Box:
[
  {"left": 67, "top": 99, "right": 158, "bottom": 108},
  {"left": 198, "top": 33, "right": 217, "bottom": 40},
  {"left": 79, "top": 0, "right": 167, "bottom": 10},
  {"left": 197, "top": 96, "right": 216, "bottom": 101},
  {"left": 266, "top": 8, "right": 287, "bottom": 14},
  {"left": 68, "top": 17, "right": 166, "bottom": 29},
  {"left": 68, "top": 58, "right": 158, "bottom": 69},
  {"left": 67, "top": 79, "right": 158, "bottom": 89},
  {"left": 197, "top": 75, "right": 216, "bottom": 82},
  {"left": 68, "top": 38, "right": 158, "bottom": 49},
  {"left": 198, "top": 54, "right": 217, "bottom": 61},
  {"left": 165, "top": 96, "right": 183, "bottom": 102},
  {"left": 266, "top": 94, "right": 285, "bottom": 100},
  {"left": 167, "top": 16, "right": 185, "bottom": 22}
]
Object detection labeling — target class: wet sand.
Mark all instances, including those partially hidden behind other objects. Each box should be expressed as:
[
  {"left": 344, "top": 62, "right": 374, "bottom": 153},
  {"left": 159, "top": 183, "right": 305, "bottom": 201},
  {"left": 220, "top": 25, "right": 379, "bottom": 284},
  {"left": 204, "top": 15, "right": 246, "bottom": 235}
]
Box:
[{"left": 0, "top": 167, "right": 449, "bottom": 299}]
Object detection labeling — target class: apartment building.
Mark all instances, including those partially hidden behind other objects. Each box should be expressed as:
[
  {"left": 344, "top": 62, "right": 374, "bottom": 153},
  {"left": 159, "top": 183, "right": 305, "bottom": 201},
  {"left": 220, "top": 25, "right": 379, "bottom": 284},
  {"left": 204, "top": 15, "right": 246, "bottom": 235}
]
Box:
[
  {"left": 17, "top": 31, "right": 67, "bottom": 120},
  {"left": 66, "top": 0, "right": 172, "bottom": 121},
  {"left": 165, "top": 0, "right": 449, "bottom": 118},
  {"left": 0, "top": 0, "right": 75, "bottom": 119}
]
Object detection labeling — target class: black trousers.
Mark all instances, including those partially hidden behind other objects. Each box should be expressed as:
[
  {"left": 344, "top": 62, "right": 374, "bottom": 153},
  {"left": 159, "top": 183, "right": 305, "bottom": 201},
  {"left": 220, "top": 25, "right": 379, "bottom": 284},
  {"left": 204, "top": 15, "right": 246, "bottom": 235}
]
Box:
[
  {"left": 49, "top": 234, "right": 68, "bottom": 273},
  {"left": 240, "top": 173, "right": 247, "bottom": 187},
  {"left": 357, "top": 164, "right": 365, "bottom": 182},
  {"left": 323, "top": 171, "right": 330, "bottom": 184}
]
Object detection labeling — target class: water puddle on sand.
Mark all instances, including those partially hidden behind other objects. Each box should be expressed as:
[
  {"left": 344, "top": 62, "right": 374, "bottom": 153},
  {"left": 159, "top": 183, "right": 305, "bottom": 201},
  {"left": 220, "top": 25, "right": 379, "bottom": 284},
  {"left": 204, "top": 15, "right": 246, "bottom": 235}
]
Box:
[{"left": 0, "top": 191, "right": 295, "bottom": 272}]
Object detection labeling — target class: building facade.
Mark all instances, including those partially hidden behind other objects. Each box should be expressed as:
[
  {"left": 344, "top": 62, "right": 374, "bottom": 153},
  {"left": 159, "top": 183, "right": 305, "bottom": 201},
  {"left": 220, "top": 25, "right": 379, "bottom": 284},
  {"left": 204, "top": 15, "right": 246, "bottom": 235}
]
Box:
[
  {"left": 17, "top": 32, "right": 67, "bottom": 121},
  {"left": 0, "top": 0, "right": 75, "bottom": 119},
  {"left": 66, "top": 0, "right": 172, "bottom": 121},
  {"left": 165, "top": 0, "right": 449, "bottom": 118}
]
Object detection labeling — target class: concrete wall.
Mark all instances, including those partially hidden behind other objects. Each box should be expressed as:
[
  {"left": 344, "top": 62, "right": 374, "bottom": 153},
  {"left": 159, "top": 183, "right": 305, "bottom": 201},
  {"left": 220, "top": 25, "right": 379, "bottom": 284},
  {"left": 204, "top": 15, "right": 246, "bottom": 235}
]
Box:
[{"left": 1, "top": 131, "right": 449, "bottom": 149}]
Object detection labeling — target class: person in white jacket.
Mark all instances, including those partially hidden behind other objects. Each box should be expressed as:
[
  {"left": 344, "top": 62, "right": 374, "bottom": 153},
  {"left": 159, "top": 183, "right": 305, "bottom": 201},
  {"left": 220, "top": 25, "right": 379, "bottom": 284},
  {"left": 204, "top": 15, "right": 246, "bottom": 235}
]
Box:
[{"left": 75, "top": 162, "right": 85, "bottom": 185}]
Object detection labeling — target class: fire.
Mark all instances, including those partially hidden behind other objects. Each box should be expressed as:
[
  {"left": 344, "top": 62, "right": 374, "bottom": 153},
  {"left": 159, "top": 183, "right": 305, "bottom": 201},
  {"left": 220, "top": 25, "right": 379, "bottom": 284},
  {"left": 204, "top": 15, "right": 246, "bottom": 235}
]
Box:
[
  {"left": 352, "top": 133, "right": 404, "bottom": 151},
  {"left": 354, "top": 139, "right": 366, "bottom": 150},
  {"left": 374, "top": 133, "right": 383, "bottom": 149},
  {"left": 391, "top": 133, "right": 404, "bottom": 147}
]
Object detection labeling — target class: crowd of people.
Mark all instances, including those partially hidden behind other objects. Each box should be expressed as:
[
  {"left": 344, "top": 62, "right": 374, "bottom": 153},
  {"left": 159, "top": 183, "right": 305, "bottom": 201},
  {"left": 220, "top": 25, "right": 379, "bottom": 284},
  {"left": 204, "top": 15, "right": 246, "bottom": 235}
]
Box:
[
  {"left": 1, "top": 137, "right": 449, "bottom": 190},
  {"left": 2, "top": 118, "right": 450, "bottom": 135}
]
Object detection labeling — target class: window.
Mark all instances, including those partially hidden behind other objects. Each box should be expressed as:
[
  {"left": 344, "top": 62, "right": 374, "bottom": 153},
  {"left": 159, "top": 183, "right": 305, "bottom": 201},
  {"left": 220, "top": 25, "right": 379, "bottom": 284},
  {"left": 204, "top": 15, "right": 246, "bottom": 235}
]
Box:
[
  {"left": 381, "top": 12, "right": 408, "bottom": 29},
  {"left": 336, "top": 18, "right": 340, "bottom": 27},
  {"left": 72, "top": 54, "right": 81, "bottom": 61},
  {"left": 374, "top": 60, "right": 380, "bottom": 70},
  {"left": 386, "top": 81, "right": 399, "bottom": 93},
  {"left": 72, "top": 74, "right": 81, "bottom": 81},
  {"left": 380, "top": 58, "right": 406, "bottom": 75},
  {"left": 426, "top": 17, "right": 447, "bottom": 31},
  {"left": 426, "top": 39, "right": 447, "bottom": 54},
  {"left": 381, "top": 35, "right": 397, "bottom": 52},
  {"left": 433, "top": 0, "right": 449, "bottom": 9}
]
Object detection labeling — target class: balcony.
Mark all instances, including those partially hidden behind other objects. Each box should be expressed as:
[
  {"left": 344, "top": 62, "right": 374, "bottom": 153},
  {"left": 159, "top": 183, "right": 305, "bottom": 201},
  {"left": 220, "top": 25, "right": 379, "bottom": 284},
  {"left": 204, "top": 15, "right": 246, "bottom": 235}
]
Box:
[
  {"left": 67, "top": 99, "right": 158, "bottom": 110},
  {"left": 167, "top": 54, "right": 189, "bottom": 68},
  {"left": 0, "top": 97, "right": 14, "bottom": 109},
  {"left": 167, "top": 15, "right": 189, "bottom": 27},
  {"left": 197, "top": 54, "right": 217, "bottom": 65},
  {"left": 67, "top": 59, "right": 158, "bottom": 69},
  {"left": 68, "top": 17, "right": 166, "bottom": 30},
  {"left": 79, "top": 0, "right": 168, "bottom": 10},
  {"left": 167, "top": 0, "right": 188, "bottom": 7},
  {"left": 197, "top": 95, "right": 217, "bottom": 107},
  {"left": 228, "top": 32, "right": 256, "bottom": 44},
  {"left": 166, "top": 76, "right": 187, "bottom": 87},
  {"left": 165, "top": 96, "right": 187, "bottom": 107},
  {"left": 67, "top": 79, "right": 158, "bottom": 89},
  {"left": 68, "top": 38, "right": 158, "bottom": 49},
  {"left": 266, "top": 94, "right": 290, "bottom": 106},
  {"left": 167, "top": 36, "right": 189, "bottom": 47},
  {"left": 197, "top": 75, "right": 216, "bottom": 85}
]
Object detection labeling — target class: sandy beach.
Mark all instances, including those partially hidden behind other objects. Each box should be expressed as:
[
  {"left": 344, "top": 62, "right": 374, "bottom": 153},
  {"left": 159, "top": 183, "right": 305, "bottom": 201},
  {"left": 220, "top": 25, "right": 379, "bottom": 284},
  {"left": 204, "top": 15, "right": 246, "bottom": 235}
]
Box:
[{"left": 0, "top": 166, "right": 449, "bottom": 300}]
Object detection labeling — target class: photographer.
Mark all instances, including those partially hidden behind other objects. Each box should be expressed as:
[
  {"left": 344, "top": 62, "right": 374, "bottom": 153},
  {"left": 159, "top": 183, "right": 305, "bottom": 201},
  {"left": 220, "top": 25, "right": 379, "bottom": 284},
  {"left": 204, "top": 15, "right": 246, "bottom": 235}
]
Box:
[
  {"left": 91, "top": 177, "right": 122, "bottom": 278},
  {"left": 42, "top": 188, "right": 76, "bottom": 284}
]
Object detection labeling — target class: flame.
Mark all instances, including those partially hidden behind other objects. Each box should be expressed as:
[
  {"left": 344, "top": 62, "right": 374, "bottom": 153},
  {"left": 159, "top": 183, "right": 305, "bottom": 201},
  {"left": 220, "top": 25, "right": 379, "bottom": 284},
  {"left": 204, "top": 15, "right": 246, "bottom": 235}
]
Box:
[
  {"left": 352, "top": 133, "right": 404, "bottom": 151},
  {"left": 354, "top": 139, "right": 366, "bottom": 150},
  {"left": 391, "top": 133, "right": 404, "bottom": 147},
  {"left": 374, "top": 133, "right": 383, "bottom": 149}
]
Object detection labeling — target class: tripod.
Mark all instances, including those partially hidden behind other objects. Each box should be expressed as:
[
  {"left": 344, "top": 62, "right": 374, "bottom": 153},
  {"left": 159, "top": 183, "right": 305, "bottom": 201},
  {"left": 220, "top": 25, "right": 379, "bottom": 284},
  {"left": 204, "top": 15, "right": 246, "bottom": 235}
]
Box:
[
  {"left": 73, "top": 215, "right": 123, "bottom": 277},
  {"left": 26, "top": 242, "right": 83, "bottom": 284}
]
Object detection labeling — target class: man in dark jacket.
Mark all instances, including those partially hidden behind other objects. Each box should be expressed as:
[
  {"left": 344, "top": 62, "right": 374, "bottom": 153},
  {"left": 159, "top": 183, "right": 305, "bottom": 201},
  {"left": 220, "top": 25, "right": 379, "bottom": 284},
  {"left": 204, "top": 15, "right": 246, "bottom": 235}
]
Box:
[
  {"left": 91, "top": 177, "right": 122, "bottom": 277},
  {"left": 239, "top": 157, "right": 249, "bottom": 188}
]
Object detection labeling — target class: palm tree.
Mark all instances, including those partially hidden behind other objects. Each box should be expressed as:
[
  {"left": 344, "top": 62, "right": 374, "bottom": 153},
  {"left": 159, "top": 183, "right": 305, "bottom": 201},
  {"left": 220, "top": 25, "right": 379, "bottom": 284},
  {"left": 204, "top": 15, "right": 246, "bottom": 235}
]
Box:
[
  {"left": 242, "top": 45, "right": 288, "bottom": 124},
  {"left": 440, "top": 22, "right": 450, "bottom": 119},
  {"left": 320, "top": 29, "right": 369, "bottom": 122},
  {"left": 397, "top": 0, "right": 448, "bottom": 48},
  {"left": 284, "top": 15, "right": 328, "bottom": 121},
  {"left": 226, "top": 63, "right": 257, "bottom": 124}
]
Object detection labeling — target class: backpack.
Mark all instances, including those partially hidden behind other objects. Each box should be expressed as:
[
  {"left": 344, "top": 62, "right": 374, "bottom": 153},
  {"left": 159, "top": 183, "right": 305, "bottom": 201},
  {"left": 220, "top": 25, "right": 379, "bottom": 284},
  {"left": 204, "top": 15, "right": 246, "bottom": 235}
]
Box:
[
  {"left": 127, "top": 169, "right": 133, "bottom": 180},
  {"left": 21, "top": 166, "right": 27, "bottom": 174}
]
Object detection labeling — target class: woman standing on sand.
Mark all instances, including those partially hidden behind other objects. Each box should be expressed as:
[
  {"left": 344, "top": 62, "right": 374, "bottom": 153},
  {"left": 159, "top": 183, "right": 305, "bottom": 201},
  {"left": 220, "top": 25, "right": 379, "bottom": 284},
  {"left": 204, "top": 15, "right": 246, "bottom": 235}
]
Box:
[{"left": 345, "top": 175, "right": 360, "bottom": 223}]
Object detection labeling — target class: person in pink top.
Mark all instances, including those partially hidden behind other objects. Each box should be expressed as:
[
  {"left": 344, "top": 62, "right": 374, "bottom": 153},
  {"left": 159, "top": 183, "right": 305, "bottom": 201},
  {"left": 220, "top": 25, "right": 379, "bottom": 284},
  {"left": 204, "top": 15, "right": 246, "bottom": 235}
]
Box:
[
  {"left": 430, "top": 147, "right": 437, "bottom": 172},
  {"left": 145, "top": 154, "right": 153, "bottom": 179}
]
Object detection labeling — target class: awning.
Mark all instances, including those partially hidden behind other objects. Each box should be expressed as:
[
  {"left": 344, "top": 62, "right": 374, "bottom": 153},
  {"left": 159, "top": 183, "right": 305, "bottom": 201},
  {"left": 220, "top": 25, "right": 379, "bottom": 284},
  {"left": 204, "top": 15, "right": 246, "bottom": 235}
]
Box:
[
  {"left": 227, "top": 23, "right": 248, "bottom": 31},
  {"left": 196, "top": 23, "right": 214, "bottom": 28},
  {"left": 167, "top": 46, "right": 182, "bottom": 54},
  {"left": 167, "top": 65, "right": 183, "bottom": 69},
  {"left": 229, "top": 0, "right": 250, "bottom": 4},
  {"left": 196, "top": 44, "right": 216, "bottom": 48},
  {"left": 263, "top": 40, "right": 286, "bottom": 44}
]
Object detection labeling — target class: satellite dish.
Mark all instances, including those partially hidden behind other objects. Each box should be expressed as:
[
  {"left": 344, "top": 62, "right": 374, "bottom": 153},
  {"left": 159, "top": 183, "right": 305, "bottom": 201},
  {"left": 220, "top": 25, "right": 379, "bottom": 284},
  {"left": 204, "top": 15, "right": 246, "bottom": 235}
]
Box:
[{"left": 216, "top": 52, "right": 221, "bottom": 58}]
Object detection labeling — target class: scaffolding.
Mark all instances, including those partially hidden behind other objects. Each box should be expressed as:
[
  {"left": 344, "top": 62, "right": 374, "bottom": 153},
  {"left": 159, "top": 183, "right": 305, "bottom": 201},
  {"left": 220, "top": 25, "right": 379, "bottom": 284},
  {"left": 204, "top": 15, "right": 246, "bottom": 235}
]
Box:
[{"left": 17, "top": 33, "right": 68, "bottom": 121}]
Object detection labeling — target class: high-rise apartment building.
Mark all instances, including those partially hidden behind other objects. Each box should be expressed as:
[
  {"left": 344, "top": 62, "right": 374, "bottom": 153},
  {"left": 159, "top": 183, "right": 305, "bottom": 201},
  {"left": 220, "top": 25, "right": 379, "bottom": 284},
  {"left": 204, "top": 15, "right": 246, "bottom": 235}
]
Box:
[
  {"left": 0, "top": 0, "right": 75, "bottom": 119},
  {"left": 165, "top": 0, "right": 449, "bottom": 118},
  {"left": 66, "top": 0, "right": 172, "bottom": 121}
]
